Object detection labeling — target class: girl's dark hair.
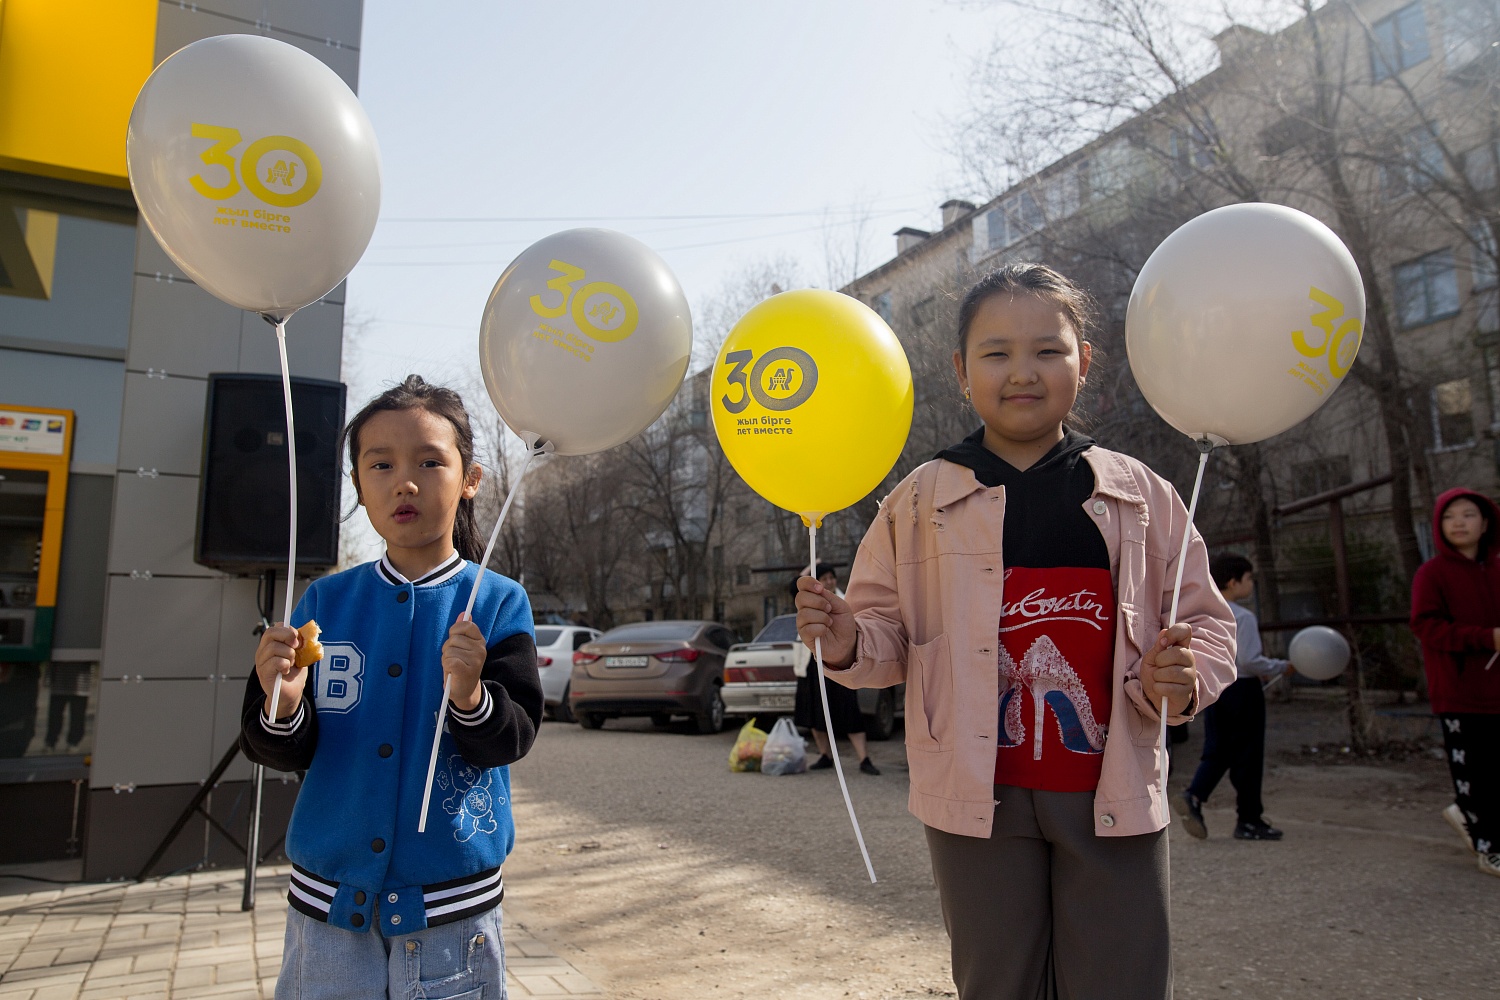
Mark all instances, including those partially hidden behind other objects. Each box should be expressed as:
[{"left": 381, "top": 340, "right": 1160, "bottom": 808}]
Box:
[
  {"left": 343, "top": 375, "right": 483, "bottom": 564},
  {"left": 955, "top": 262, "right": 1099, "bottom": 356}
]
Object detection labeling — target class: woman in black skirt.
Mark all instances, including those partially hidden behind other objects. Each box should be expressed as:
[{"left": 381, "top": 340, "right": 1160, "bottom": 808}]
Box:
[{"left": 793, "top": 564, "right": 879, "bottom": 775}]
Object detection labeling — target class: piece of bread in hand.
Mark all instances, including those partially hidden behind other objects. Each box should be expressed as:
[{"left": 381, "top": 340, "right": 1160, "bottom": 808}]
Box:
[{"left": 294, "top": 620, "right": 324, "bottom": 669}]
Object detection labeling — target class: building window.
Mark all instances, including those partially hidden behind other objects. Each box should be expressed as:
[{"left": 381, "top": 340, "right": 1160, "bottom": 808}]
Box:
[
  {"left": 1441, "top": 0, "right": 1490, "bottom": 69},
  {"left": 1371, "top": 2, "right": 1431, "bottom": 81},
  {"left": 1394, "top": 249, "right": 1460, "bottom": 328},
  {"left": 1483, "top": 347, "right": 1500, "bottom": 428},
  {"left": 985, "top": 189, "right": 1045, "bottom": 250},
  {"left": 1474, "top": 221, "right": 1499, "bottom": 335},
  {"left": 734, "top": 564, "right": 751, "bottom": 586},
  {"left": 1170, "top": 124, "right": 1216, "bottom": 172},
  {"left": 1464, "top": 143, "right": 1498, "bottom": 191},
  {"left": 911, "top": 296, "right": 938, "bottom": 328},
  {"left": 872, "top": 291, "right": 893, "bottom": 324},
  {"left": 1431, "top": 378, "right": 1476, "bottom": 449},
  {"left": 1291, "top": 455, "right": 1352, "bottom": 499},
  {"left": 1381, "top": 126, "right": 1445, "bottom": 198}
]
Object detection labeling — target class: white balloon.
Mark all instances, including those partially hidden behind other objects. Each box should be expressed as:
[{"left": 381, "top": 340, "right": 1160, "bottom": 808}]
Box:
[
  {"left": 1288, "top": 625, "right": 1352, "bottom": 681},
  {"left": 478, "top": 229, "right": 693, "bottom": 456},
  {"left": 127, "top": 35, "right": 381, "bottom": 321},
  {"left": 1126, "top": 204, "right": 1365, "bottom": 446}
]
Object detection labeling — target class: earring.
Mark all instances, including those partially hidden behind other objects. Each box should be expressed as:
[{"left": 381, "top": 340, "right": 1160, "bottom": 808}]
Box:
[{"left": 963, "top": 388, "right": 971, "bottom": 401}]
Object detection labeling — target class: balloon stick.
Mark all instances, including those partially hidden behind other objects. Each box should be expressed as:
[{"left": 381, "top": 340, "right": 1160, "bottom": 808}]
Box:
[
  {"left": 808, "top": 522, "right": 877, "bottom": 884},
  {"left": 419, "top": 440, "right": 546, "bottom": 834},
  {"left": 1485, "top": 650, "right": 1498, "bottom": 671},
  {"left": 267, "top": 318, "right": 297, "bottom": 726},
  {"left": 1162, "top": 439, "right": 1214, "bottom": 809}
]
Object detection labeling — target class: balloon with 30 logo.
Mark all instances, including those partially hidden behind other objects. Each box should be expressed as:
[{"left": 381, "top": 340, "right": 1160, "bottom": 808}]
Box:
[
  {"left": 1125, "top": 202, "right": 1365, "bottom": 446},
  {"left": 478, "top": 229, "right": 692, "bottom": 456},
  {"left": 711, "top": 289, "right": 913, "bottom": 524},
  {"left": 126, "top": 34, "right": 381, "bottom": 321}
]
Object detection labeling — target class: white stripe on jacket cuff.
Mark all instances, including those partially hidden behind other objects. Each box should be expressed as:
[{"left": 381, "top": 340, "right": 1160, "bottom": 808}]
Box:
[
  {"left": 448, "top": 687, "right": 493, "bottom": 727},
  {"left": 260, "top": 700, "right": 305, "bottom": 735}
]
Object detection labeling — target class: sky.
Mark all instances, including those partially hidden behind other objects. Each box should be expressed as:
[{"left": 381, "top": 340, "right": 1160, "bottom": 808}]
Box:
[{"left": 344, "top": 1, "right": 1009, "bottom": 405}]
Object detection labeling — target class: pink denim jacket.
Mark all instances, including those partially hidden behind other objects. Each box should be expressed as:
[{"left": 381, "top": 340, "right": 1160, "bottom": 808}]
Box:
[{"left": 828, "top": 446, "right": 1237, "bottom": 839}]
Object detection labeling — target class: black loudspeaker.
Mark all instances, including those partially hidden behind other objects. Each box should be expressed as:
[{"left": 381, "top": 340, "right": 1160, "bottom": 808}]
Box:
[{"left": 195, "top": 373, "right": 347, "bottom": 574}]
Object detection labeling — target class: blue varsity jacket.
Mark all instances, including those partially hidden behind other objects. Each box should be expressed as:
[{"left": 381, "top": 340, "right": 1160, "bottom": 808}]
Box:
[{"left": 240, "top": 552, "right": 542, "bottom": 935}]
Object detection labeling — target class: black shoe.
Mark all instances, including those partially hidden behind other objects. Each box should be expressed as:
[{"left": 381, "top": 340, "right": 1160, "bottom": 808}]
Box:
[
  {"left": 1233, "top": 819, "right": 1284, "bottom": 841},
  {"left": 1175, "top": 791, "right": 1208, "bottom": 840},
  {"left": 809, "top": 754, "right": 834, "bottom": 771},
  {"left": 859, "top": 757, "right": 881, "bottom": 776}
]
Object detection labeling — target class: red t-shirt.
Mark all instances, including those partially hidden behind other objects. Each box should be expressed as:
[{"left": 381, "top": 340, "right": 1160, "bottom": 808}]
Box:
[{"left": 994, "top": 566, "right": 1116, "bottom": 792}]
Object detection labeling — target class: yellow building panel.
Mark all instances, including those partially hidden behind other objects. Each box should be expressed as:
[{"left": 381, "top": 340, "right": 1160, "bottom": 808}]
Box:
[{"left": 0, "top": 0, "right": 158, "bottom": 188}]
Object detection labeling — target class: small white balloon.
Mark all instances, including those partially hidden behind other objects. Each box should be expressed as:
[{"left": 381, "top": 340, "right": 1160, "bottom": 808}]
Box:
[
  {"left": 478, "top": 229, "right": 692, "bottom": 456},
  {"left": 1288, "top": 625, "right": 1352, "bottom": 681},
  {"left": 127, "top": 34, "right": 381, "bottom": 320},
  {"left": 1126, "top": 203, "right": 1365, "bottom": 446}
]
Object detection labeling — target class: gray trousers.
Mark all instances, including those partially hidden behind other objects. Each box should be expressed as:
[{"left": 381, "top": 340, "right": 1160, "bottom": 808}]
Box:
[{"left": 925, "top": 786, "right": 1171, "bottom": 1000}]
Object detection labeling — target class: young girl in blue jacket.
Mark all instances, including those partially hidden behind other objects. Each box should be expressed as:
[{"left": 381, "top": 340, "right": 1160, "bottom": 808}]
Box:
[{"left": 242, "top": 375, "right": 542, "bottom": 1000}]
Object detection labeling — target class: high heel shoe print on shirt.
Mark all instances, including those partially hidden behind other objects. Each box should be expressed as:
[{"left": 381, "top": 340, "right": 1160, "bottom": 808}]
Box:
[{"left": 997, "top": 636, "right": 1107, "bottom": 759}]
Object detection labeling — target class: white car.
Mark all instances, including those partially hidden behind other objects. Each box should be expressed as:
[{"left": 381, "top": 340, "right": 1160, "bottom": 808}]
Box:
[
  {"left": 535, "top": 625, "right": 601, "bottom": 722},
  {"left": 722, "top": 613, "right": 906, "bottom": 739},
  {"left": 722, "top": 614, "right": 801, "bottom": 720}
]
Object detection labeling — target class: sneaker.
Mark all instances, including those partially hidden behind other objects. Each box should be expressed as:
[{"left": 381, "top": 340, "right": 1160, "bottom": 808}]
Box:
[
  {"left": 1480, "top": 853, "right": 1500, "bottom": 878},
  {"left": 1174, "top": 791, "right": 1208, "bottom": 840},
  {"left": 1443, "top": 803, "right": 1475, "bottom": 852},
  {"left": 808, "top": 754, "right": 834, "bottom": 771},
  {"left": 859, "top": 757, "right": 881, "bottom": 776},
  {"left": 1233, "top": 819, "right": 1284, "bottom": 841}
]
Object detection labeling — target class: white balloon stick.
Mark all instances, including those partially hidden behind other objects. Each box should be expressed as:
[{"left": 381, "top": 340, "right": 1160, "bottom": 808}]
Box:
[
  {"left": 267, "top": 318, "right": 297, "bottom": 725},
  {"left": 1485, "top": 650, "right": 1498, "bottom": 671},
  {"left": 419, "top": 442, "right": 542, "bottom": 834},
  {"left": 808, "top": 522, "right": 877, "bottom": 884},
  {"left": 1163, "top": 442, "right": 1213, "bottom": 808}
]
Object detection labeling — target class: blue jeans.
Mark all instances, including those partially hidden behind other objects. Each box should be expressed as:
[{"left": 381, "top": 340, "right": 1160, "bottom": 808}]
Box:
[{"left": 277, "top": 903, "right": 506, "bottom": 1000}]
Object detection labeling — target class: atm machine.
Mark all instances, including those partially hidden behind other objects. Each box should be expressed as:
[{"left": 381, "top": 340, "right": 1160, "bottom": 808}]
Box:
[{"left": 0, "top": 405, "right": 73, "bottom": 662}]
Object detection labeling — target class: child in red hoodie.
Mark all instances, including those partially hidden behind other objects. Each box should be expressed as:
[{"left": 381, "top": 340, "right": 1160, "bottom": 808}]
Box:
[{"left": 1409, "top": 487, "right": 1500, "bottom": 879}]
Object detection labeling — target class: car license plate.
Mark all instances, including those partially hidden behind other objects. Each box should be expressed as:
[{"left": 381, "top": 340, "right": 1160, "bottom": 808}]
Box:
[
  {"left": 759, "top": 695, "right": 794, "bottom": 708},
  {"left": 605, "top": 655, "right": 648, "bottom": 667}
]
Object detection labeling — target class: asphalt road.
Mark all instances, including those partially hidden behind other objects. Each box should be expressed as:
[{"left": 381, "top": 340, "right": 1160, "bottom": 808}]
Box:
[{"left": 500, "top": 699, "right": 1499, "bottom": 1000}]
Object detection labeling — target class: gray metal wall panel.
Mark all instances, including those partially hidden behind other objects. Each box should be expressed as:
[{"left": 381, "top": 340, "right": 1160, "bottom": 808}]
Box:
[
  {"left": 238, "top": 301, "right": 343, "bottom": 381},
  {"left": 153, "top": 4, "right": 245, "bottom": 64},
  {"left": 322, "top": 280, "right": 347, "bottom": 306},
  {"left": 212, "top": 671, "right": 252, "bottom": 783},
  {"left": 102, "top": 576, "right": 223, "bottom": 681},
  {"left": 0, "top": 350, "right": 125, "bottom": 469},
  {"left": 83, "top": 784, "right": 206, "bottom": 880},
  {"left": 90, "top": 678, "right": 217, "bottom": 787},
  {"left": 125, "top": 276, "right": 242, "bottom": 377},
  {"left": 134, "top": 222, "right": 187, "bottom": 282},
  {"left": 266, "top": 0, "right": 362, "bottom": 46},
  {"left": 117, "top": 373, "right": 208, "bottom": 477},
  {"left": 267, "top": 28, "right": 359, "bottom": 90},
  {"left": 0, "top": 215, "right": 135, "bottom": 353},
  {"left": 107, "top": 473, "right": 214, "bottom": 578},
  {"left": 53, "top": 473, "right": 115, "bottom": 650}
]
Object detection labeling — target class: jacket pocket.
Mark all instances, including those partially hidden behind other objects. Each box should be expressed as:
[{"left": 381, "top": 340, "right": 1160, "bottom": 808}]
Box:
[
  {"left": 905, "top": 634, "right": 953, "bottom": 750},
  {"left": 1121, "top": 605, "right": 1160, "bottom": 746}
]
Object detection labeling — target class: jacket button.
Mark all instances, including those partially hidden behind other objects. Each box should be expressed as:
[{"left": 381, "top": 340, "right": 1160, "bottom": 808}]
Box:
[
  {"left": 1100, "top": 813, "right": 1115, "bottom": 828},
  {"left": 371, "top": 838, "right": 385, "bottom": 853},
  {"left": 1093, "top": 500, "right": 1107, "bottom": 515},
  {"left": 353, "top": 891, "right": 366, "bottom": 905},
  {"left": 396, "top": 592, "right": 409, "bottom": 604},
  {"left": 388, "top": 664, "right": 402, "bottom": 677},
  {"left": 388, "top": 892, "right": 399, "bottom": 903},
  {"left": 350, "top": 913, "right": 365, "bottom": 928},
  {"left": 390, "top": 914, "right": 402, "bottom": 926},
  {"left": 379, "top": 744, "right": 393, "bottom": 758}
]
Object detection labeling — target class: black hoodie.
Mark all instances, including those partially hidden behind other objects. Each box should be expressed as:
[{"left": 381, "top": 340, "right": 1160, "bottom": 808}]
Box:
[{"left": 935, "top": 426, "right": 1108, "bottom": 569}]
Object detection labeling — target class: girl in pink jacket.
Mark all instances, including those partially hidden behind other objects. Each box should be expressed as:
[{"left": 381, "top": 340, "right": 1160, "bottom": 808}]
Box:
[{"left": 796, "top": 263, "right": 1237, "bottom": 1000}]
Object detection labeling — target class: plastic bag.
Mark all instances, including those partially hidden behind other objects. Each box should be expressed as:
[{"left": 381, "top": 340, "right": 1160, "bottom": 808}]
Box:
[
  {"left": 729, "top": 718, "right": 767, "bottom": 772},
  {"left": 760, "top": 717, "right": 808, "bottom": 775}
]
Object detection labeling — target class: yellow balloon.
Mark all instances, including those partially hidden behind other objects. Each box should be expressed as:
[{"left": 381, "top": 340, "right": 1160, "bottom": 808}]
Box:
[{"left": 711, "top": 289, "right": 913, "bottom": 523}]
